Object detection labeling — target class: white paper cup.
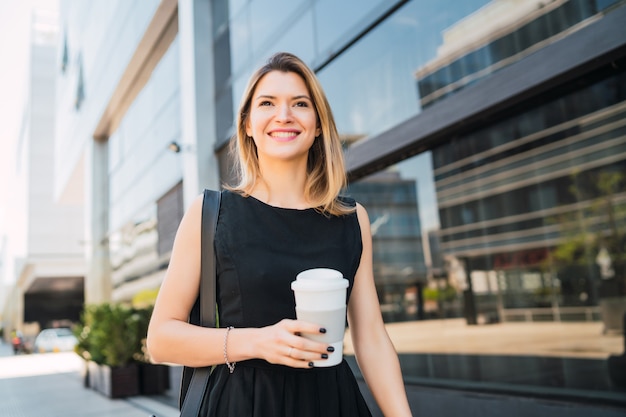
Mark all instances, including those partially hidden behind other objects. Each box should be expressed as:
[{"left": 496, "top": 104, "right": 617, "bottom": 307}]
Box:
[{"left": 291, "top": 268, "right": 348, "bottom": 367}]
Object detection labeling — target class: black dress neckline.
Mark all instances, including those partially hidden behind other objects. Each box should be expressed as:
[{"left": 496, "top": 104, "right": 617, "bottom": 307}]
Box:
[{"left": 234, "top": 191, "right": 317, "bottom": 212}]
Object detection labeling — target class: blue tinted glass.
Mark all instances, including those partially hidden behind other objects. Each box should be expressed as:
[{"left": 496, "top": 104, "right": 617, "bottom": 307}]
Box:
[
  {"left": 228, "top": 6, "right": 252, "bottom": 75},
  {"left": 212, "top": 0, "right": 228, "bottom": 35},
  {"left": 318, "top": 0, "right": 613, "bottom": 143},
  {"left": 596, "top": 0, "right": 619, "bottom": 9},
  {"left": 351, "top": 76, "right": 626, "bottom": 404},
  {"left": 313, "top": 0, "right": 395, "bottom": 58},
  {"left": 319, "top": 0, "right": 490, "bottom": 140},
  {"left": 256, "top": 10, "right": 315, "bottom": 66},
  {"left": 229, "top": 0, "right": 248, "bottom": 19},
  {"left": 249, "top": 0, "right": 306, "bottom": 58}
]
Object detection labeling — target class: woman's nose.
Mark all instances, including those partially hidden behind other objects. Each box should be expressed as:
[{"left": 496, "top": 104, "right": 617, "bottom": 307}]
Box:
[{"left": 275, "top": 104, "right": 293, "bottom": 122}]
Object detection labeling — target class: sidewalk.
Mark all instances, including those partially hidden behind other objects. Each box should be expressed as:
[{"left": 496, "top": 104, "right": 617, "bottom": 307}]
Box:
[
  {"left": 0, "top": 342, "right": 178, "bottom": 417},
  {"left": 1, "top": 320, "right": 622, "bottom": 416}
]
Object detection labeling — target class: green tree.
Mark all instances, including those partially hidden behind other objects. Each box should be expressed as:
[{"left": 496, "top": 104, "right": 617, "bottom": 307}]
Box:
[{"left": 551, "top": 170, "right": 626, "bottom": 300}]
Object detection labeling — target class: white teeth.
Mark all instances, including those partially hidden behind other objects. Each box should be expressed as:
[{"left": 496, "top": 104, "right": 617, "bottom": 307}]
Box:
[{"left": 270, "top": 131, "right": 298, "bottom": 138}]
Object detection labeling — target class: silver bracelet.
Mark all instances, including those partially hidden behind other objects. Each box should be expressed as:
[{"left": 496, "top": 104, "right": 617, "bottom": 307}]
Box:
[{"left": 223, "top": 326, "right": 236, "bottom": 373}]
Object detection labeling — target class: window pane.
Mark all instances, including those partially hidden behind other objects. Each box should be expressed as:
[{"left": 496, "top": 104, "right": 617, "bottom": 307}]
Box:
[{"left": 249, "top": 0, "right": 306, "bottom": 58}]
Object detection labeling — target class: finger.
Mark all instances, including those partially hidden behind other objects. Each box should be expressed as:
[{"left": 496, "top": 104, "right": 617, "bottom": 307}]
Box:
[
  {"left": 286, "top": 340, "right": 332, "bottom": 363},
  {"left": 280, "top": 345, "right": 309, "bottom": 367},
  {"left": 286, "top": 355, "right": 316, "bottom": 369},
  {"left": 277, "top": 319, "right": 326, "bottom": 334},
  {"left": 291, "top": 336, "right": 331, "bottom": 355},
  {"left": 284, "top": 319, "right": 327, "bottom": 336},
  {"left": 279, "top": 320, "right": 329, "bottom": 350}
]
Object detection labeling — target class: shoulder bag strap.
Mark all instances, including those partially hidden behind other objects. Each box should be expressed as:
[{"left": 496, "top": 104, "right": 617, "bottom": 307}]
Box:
[
  {"left": 179, "top": 189, "right": 221, "bottom": 417},
  {"left": 200, "top": 189, "right": 220, "bottom": 328}
]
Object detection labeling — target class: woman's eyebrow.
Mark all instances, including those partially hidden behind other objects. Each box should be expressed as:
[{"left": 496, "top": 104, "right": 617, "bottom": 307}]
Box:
[{"left": 254, "top": 94, "right": 312, "bottom": 100}]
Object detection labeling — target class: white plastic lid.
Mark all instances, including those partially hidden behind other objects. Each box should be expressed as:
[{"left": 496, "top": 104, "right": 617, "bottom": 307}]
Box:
[{"left": 291, "top": 268, "right": 349, "bottom": 292}]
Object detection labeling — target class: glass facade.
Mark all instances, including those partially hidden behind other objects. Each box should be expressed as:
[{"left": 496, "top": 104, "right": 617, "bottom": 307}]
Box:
[
  {"left": 211, "top": 0, "right": 406, "bottom": 145},
  {"left": 416, "top": 0, "right": 621, "bottom": 108},
  {"left": 212, "top": 0, "right": 626, "bottom": 405},
  {"left": 215, "top": 0, "right": 618, "bottom": 153},
  {"left": 348, "top": 172, "right": 429, "bottom": 322},
  {"left": 349, "top": 68, "right": 626, "bottom": 400}
]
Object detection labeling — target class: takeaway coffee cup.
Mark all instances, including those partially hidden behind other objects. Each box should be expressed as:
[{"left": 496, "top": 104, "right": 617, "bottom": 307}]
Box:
[{"left": 291, "top": 268, "right": 349, "bottom": 367}]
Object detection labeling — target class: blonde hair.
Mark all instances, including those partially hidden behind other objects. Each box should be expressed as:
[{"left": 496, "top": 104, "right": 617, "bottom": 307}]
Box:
[{"left": 227, "top": 52, "right": 353, "bottom": 216}]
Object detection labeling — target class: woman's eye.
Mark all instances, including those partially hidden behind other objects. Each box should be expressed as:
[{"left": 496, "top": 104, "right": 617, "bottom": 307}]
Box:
[
  {"left": 294, "top": 101, "right": 309, "bottom": 107},
  {"left": 259, "top": 101, "right": 272, "bottom": 106}
]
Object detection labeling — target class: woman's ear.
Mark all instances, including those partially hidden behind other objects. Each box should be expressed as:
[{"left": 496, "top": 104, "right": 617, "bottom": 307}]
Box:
[{"left": 245, "top": 117, "right": 252, "bottom": 137}]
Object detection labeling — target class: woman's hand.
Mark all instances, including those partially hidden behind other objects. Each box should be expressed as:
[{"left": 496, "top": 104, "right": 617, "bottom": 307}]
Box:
[{"left": 253, "top": 319, "right": 333, "bottom": 368}]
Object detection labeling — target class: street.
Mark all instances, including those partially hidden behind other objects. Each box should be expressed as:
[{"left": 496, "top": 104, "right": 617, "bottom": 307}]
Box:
[{"left": 0, "top": 341, "right": 178, "bottom": 417}]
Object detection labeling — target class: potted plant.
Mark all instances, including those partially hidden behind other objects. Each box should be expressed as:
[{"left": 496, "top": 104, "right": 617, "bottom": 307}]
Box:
[
  {"left": 74, "top": 303, "right": 143, "bottom": 398},
  {"left": 132, "top": 305, "right": 170, "bottom": 395}
]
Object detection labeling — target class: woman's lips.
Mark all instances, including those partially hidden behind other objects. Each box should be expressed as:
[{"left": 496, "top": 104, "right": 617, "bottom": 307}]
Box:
[{"left": 269, "top": 131, "right": 300, "bottom": 141}]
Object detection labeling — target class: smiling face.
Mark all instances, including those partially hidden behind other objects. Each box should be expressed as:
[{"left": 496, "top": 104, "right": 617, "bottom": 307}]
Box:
[{"left": 245, "top": 70, "right": 321, "bottom": 166}]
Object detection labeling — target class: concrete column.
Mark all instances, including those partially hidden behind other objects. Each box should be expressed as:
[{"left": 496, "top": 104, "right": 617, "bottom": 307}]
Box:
[
  {"left": 14, "top": 286, "right": 24, "bottom": 332},
  {"left": 178, "top": 0, "right": 219, "bottom": 209},
  {"left": 84, "top": 139, "right": 112, "bottom": 304}
]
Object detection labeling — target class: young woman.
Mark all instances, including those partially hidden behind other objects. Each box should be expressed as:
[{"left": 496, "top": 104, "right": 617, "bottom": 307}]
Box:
[{"left": 147, "top": 52, "right": 412, "bottom": 416}]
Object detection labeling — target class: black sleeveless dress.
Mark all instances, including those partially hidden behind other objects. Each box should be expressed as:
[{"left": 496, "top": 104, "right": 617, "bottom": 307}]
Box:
[{"left": 200, "top": 190, "right": 372, "bottom": 416}]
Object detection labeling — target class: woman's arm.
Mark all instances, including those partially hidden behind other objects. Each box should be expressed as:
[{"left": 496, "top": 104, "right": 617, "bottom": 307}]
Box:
[
  {"left": 348, "top": 203, "right": 413, "bottom": 416},
  {"left": 146, "top": 194, "right": 330, "bottom": 368},
  {"left": 147, "top": 194, "right": 245, "bottom": 367}
]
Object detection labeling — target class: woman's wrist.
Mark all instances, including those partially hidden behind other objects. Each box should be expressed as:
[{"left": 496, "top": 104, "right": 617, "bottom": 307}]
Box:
[
  {"left": 226, "top": 327, "right": 260, "bottom": 363},
  {"left": 223, "top": 326, "right": 236, "bottom": 372}
]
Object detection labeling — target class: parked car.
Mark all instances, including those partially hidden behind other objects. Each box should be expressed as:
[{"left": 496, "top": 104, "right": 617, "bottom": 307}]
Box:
[{"left": 33, "top": 328, "right": 78, "bottom": 353}]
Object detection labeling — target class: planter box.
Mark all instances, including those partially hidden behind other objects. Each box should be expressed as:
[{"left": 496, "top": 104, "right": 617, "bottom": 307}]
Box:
[
  {"left": 87, "top": 361, "right": 101, "bottom": 391},
  {"left": 87, "top": 361, "right": 139, "bottom": 398},
  {"left": 80, "top": 358, "right": 90, "bottom": 388},
  {"left": 138, "top": 363, "right": 170, "bottom": 395},
  {"left": 599, "top": 296, "right": 626, "bottom": 334}
]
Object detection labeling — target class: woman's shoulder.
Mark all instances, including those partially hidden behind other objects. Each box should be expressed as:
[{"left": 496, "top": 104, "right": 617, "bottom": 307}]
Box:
[
  {"left": 220, "top": 188, "right": 246, "bottom": 203},
  {"left": 331, "top": 195, "right": 364, "bottom": 220},
  {"left": 337, "top": 196, "right": 367, "bottom": 215},
  {"left": 337, "top": 195, "right": 357, "bottom": 208},
  {"left": 335, "top": 196, "right": 368, "bottom": 225}
]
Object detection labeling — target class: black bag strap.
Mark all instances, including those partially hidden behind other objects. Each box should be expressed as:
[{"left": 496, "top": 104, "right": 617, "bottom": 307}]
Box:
[
  {"left": 200, "top": 189, "right": 220, "bottom": 328},
  {"left": 179, "top": 189, "right": 221, "bottom": 417}
]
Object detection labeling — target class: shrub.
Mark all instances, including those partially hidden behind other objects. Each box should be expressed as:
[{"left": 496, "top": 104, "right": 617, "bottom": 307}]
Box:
[{"left": 74, "top": 303, "right": 150, "bottom": 367}]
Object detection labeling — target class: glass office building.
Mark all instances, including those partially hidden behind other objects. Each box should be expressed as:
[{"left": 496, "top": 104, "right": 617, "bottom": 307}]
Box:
[{"left": 55, "top": 0, "right": 626, "bottom": 415}]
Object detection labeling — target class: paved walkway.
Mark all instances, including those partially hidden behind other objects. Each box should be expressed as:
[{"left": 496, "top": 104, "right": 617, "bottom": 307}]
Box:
[
  {"left": 0, "top": 342, "right": 178, "bottom": 417},
  {"left": 0, "top": 320, "right": 623, "bottom": 416},
  {"left": 345, "top": 318, "right": 623, "bottom": 358}
]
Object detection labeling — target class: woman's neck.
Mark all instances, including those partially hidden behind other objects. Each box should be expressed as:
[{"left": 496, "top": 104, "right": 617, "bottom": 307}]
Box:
[{"left": 252, "top": 159, "right": 309, "bottom": 209}]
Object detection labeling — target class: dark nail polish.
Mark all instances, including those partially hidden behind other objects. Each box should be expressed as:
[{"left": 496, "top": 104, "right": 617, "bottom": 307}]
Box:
[
  {"left": 308, "top": 362, "right": 314, "bottom": 367},
  {"left": 327, "top": 346, "right": 335, "bottom": 352},
  {"left": 321, "top": 353, "right": 328, "bottom": 359},
  {"left": 319, "top": 327, "right": 327, "bottom": 334}
]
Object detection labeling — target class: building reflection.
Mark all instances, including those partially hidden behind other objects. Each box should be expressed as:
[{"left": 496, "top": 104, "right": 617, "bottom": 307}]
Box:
[
  {"left": 416, "top": 0, "right": 614, "bottom": 109},
  {"left": 348, "top": 171, "right": 428, "bottom": 322},
  {"left": 347, "top": 0, "right": 625, "bottom": 400}
]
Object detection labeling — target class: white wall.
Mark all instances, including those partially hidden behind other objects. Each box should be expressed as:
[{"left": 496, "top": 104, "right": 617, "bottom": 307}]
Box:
[
  {"left": 54, "top": 0, "right": 162, "bottom": 203},
  {"left": 29, "top": 44, "right": 84, "bottom": 257}
]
